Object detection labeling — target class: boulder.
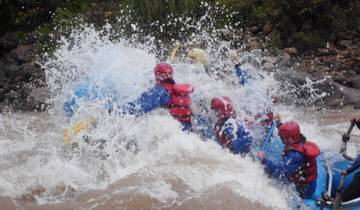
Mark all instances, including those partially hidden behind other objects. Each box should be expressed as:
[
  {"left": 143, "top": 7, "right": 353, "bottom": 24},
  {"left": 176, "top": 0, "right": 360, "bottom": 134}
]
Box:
[
  {"left": 274, "top": 68, "right": 360, "bottom": 107},
  {"left": 10, "top": 45, "right": 36, "bottom": 64},
  {"left": 283, "top": 47, "right": 298, "bottom": 56},
  {"left": 317, "top": 48, "right": 336, "bottom": 56},
  {"left": 350, "top": 75, "right": 360, "bottom": 89},
  {"left": 338, "top": 40, "right": 353, "bottom": 49},
  {"left": 249, "top": 25, "right": 262, "bottom": 34},
  {"left": 278, "top": 52, "right": 291, "bottom": 66},
  {"left": 262, "top": 22, "right": 273, "bottom": 35},
  {"left": 332, "top": 72, "right": 349, "bottom": 85},
  {"left": 328, "top": 82, "right": 360, "bottom": 107},
  {"left": 0, "top": 33, "right": 18, "bottom": 52}
]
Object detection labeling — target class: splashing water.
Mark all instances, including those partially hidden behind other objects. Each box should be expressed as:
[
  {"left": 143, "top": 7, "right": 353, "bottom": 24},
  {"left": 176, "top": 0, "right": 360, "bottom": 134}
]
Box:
[{"left": 0, "top": 15, "right": 359, "bottom": 210}]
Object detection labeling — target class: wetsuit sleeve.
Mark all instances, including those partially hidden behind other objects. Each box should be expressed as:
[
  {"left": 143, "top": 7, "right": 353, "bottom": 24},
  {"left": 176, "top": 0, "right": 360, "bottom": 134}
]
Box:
[
  {"left": 235, "top": 64, "right": 247, "bottom": 86},
  {"left": 63, "top": 82, "right": 91, "bottom": 117},
  {"left": 193, "top": 114, "right": 215, "bottom": 140},
  {"left": 347, "top": 154, "right": 360, "bottom": 174},
  {"left": 263, "top": 151, "right": 305, "bottom": 181},
  {"left": 121, "top": 85, "right": 171, "bottom": 115}
]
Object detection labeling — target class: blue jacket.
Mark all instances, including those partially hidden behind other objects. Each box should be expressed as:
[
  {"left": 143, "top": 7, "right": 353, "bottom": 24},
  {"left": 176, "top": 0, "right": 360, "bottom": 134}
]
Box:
[
  {"left": 235, "top": 64, "right": 247, "bottom": 86},
  {"left": 121, "top": 84, "right": 192, "bottom": 131},
  {"left": 63, "top": 80, "right": 118, "bottom": 117},
  {"left": 235, "top": 63, "right": 265, "bottom": 86},
  {"left": 347, "top": 154, "right": 360, "bottom": 174},
  {"left": 262, "top": 150, "right": 316, "bottom": 198},
  {"left": 121, "top": 84, "right": 171, "bottom": 115},
  {"left": 193, "top": 114, "right": 215, "bottom": 140},
  {"left": 216, "top": 118, "right": 252, "bottom": 155}
]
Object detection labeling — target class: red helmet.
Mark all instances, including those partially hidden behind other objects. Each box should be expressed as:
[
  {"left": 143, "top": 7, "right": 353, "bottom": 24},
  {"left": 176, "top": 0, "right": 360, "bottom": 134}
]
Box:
[
  {"left": 210, "top": 96, "right": 234, "bottom": 118},
  {"left": 278, "top": 121, "right": 301, "bottom": 143},
  {"left": 154, "top": 63, "right": 173, "bottom": 81}
]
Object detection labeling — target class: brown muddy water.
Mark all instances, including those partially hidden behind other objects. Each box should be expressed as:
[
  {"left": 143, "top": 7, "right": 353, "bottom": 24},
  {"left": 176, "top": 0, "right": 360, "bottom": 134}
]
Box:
[{"left": 0, "top": 106, "right": 360, "bottom": 210}]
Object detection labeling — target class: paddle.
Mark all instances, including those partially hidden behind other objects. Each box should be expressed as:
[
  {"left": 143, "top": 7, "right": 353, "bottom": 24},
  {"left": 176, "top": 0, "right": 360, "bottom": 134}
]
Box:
[
  {"left": 169, "top": 41, "right": 180, "bottom": 63},
  {"left": 260, "top": 120, "right": 277, "bottom": 151},
  {"left": 330, "top": 121, "right": 356, "bottom": 208},
  {"left": 340, "top": 121, "right": 355, "bottom": 161},
  {"left": 333, "top": 174, "right": 346, "bottom": 209},
  {"left": 63, "top": 117, "right": 97, "bottom": 145}
]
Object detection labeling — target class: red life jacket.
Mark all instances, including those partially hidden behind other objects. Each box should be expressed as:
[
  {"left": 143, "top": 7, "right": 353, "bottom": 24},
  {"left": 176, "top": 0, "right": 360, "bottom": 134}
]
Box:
[
  {"left": 285, "top": 140, "right": 320, "bottom": 184},
  {"left": 214, "top": 117, "right": 230, "bottom": 147},
  {"left": 160, "top": 83, "right": 194, "bottom": 123}
]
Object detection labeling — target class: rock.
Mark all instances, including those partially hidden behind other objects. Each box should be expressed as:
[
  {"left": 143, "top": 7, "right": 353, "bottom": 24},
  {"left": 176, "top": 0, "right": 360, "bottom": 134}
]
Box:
[
  {"left": 283, "top": 47, "right": 298, "bottom": 56},
  {"left": 28, "top": 87, "right": 50, "bottom": 103},
  {"left": 338, "top": 40, "right": 353, "bottom": 49},
  {"left": 317, "top": 48, "right": 336, "bottom": 56},
  {"left": 332, "top": 73, "right": 349, "bottom": 86},
  {"left": 274, "top": 69, "right": 360, "bottom": 107},
  {"left": 4, "top": 90, "right": 22, "bottom": 103},
  {"left": 249, "top": 39, "right": 261, "bottom": 50},
  {"left": 337, "top": 32, "right": 353, "bottom": 40},
  {"left": 249, "top": 25, "right": 262, "bottom": 34},
  {"left": 0, "top": 33, "right": 18, "bottom": 52},
  {"left": 10, "top": 45, "right": 36, "bottom": 64},
  {"left": 217, "top": 29, "right": 237, "bottom": 41},
  {"left": 5, "top": 65, "right": 32, "bottom": 83},
  {"left": 0, "top": 88, "right": 7, "bottom": 101},
  {"left": 350, "top": 75, "right": 360, "bottom": 89},
  {"left": 330, "top": 82, "right": 360, "bottom": 105},
  {"left": 262, "top": 62, "right": 276, "bottom": 70},
  {"left": 262, "top": 22, "right": 273, "bottom": 35},
  {"left": 262, "top": 56, "right": 277, "bottom": 70},
  {"left": 0, "top": 67, "right": 5, "bottom": 81},
  {"left": 278, "top": 52, "right": 291, "bottom": 65},
  {"left": 353, "top": 62, "right": 360, "bottom": 74},
  {"left": 343, "top": 70, "right": 357, "bottom": 78}
]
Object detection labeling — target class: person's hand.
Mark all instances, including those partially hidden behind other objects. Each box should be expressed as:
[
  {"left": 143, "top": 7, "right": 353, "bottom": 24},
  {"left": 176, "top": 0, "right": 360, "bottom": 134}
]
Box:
[
  {"left": 351, "top": 116, "right": 360, "bottom": 124},
  {"left": 274, "top": 113, "right": 282, "bottom": 124},
  {"left": 229, "top": 50, "right": 238, "bottom": 64},
  {"left": 257, "top": 151, "right": 265, "bottom": 161},
  {"left": 341, "top": 169, "right": 348, "bottom": 176}
]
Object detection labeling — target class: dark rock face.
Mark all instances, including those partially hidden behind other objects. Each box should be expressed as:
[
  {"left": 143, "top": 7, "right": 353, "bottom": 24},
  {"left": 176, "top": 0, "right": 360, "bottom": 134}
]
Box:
[
  {"left": 0, "top": 33, "right": 47, "bottom": 112},
  {"left": 11, "top": 45, "right": 37, "bottom": 64},
  {"left": 0, "top": 33, "right": 18, "bottom": 52},
  {"left": 350, "top": 75, "right": 360, "bottom": 90}
]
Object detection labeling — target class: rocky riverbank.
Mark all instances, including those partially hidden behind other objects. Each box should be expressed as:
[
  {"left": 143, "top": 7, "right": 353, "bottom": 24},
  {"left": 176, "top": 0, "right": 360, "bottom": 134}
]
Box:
[
  {"left": 0, "top": 1, "right": 359, "bottom": 112},
  {"left": 0, "top": 33, "right": 49, "bottom": 111},
  {"left": 1, "top": 27, "right": 359, "bottom": 112}
]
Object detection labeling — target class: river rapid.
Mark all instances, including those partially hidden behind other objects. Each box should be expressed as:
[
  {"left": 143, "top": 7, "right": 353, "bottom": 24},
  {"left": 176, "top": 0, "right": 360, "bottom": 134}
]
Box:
[{"left": 0, "top": 25, "right": 359, "bottom": 210}]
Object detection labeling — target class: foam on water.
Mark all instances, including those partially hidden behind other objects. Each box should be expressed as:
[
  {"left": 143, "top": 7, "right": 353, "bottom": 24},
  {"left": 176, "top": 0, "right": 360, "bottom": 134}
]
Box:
[{"left": 0, "top": 21, "right": 355, "bottom": 210}]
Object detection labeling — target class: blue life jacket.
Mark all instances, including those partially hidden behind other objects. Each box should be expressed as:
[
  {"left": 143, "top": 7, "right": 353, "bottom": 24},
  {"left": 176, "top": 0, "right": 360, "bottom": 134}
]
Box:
[
  {"left": 214, "top": 117, "right": 252, "bottom": 155},
  {"left": 63, "top": 80, "right": 118, "bottom": 117}
]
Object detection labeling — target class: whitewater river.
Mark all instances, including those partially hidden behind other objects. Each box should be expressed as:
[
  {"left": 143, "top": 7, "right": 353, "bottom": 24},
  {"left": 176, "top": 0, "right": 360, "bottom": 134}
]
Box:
[
  {"left": 1, "top": 26, "right": 360, "bottom": 210},
  {"left": 0, "top": 107, "right": 359, "bottom": 210}
]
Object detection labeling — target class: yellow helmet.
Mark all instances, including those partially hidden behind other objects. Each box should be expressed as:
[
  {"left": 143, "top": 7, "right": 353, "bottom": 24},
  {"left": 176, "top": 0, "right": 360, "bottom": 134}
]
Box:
[{"left": 188, "top": 48, "right": 208, "bottom": 65}]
